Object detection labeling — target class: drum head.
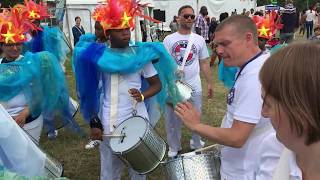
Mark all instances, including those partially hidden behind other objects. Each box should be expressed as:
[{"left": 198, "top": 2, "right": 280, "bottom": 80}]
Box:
[
  {"left": 176, "top": 81, "right": 193, "bottom": 101},
  {"left": 110, "top": 116, "right": 147, "bottom": 153}
]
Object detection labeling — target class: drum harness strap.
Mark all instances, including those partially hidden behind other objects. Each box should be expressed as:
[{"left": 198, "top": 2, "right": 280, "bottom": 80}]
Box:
[
  {"left": 176, "top": 33, "right": 195, "bottom": 79},
  {"left": 110, "top": 74, "right": 119, "bottom": 132},
  {"left": 109, "top": 47, "right": 139, "bottom": 133}
]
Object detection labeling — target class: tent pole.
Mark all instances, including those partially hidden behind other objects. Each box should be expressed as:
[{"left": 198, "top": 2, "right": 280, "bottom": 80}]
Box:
[{"left": 196, "top": 0, "right": 199, "bottom": 14}]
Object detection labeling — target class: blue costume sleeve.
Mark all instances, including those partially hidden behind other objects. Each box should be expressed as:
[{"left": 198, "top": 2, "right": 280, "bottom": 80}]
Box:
[
  {"left": 73, "top": 34, "right": 105, "bottom": 122},
  {"left": 42, "top": 26, "right": 70, "bottom": 65}
]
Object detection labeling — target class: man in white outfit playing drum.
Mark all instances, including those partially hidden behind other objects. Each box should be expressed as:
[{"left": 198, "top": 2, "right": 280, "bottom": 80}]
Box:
[{"left": 175, "top": 15, "right": 282, "bottom": 179}]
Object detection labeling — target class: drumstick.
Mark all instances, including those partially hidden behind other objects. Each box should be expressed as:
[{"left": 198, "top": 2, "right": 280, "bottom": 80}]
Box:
[
  {"left": 194, "top": 144, "right": 220, "bottom": 153},
  {"left": 102, "top": 134, "right": 126, "bottom": 138}
]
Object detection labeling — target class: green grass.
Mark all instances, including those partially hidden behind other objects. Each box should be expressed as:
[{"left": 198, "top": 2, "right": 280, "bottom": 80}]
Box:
[{"left": 40, "top": 55, "right": 228, "bottom": 180}]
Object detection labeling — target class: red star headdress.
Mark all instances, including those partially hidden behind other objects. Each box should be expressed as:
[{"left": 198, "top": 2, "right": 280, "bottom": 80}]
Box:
[
  {"left": 252, "top": 11, "right": 283, "bottom": 40},
  {"left": 0, "top": 7, "right": 37, "bottom": 44},
  {"left": 92, "top": 0, "right": 160, "bottom": 30},
  {"left": 14, "top": 0, "right": 50, "bottom": 21}
]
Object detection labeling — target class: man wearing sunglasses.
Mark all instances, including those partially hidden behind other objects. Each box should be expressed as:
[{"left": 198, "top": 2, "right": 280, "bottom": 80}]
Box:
[
  {"left": 195, "top": 6, "right": 210, "bottom": 43},
  {"left": 163, "top": 5, "right": 213, "bottom": 158}
]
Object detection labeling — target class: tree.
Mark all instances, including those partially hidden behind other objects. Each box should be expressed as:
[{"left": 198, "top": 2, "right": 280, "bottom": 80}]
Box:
[
  {"left": 257, "top": 0, "right": 319, "bottom": 11},
  {"left": 1, "top": 0, "right": 24, "bottom": 8}
]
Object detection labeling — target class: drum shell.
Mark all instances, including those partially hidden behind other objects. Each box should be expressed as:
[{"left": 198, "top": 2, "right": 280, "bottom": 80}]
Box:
[
  {"left": 112, "top": 118, "right": 166, "bottom": 174},
  {"left": 45, "top": 154, "right": 64, "bottom": 178},
  {"left": 163, "top": 152, "right": 221, "bottom": 180}
]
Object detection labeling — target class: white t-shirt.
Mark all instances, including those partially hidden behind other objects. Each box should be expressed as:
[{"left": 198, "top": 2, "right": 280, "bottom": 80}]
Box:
[
  {"left": 306, "top": 10, "right": 316, "bottom": 22},
  {"left": 255, "top": 130, "right": 284, "bottom": 180},
  {"left": 220, "top": 52, "right": 273, "bottom": 179},
  {"left": 0, "top": 56, "right": 27, "bottom": 117},
  {"left": 288, "top": 151, "right": 302, "bottom": 180},
  {"left": 163, "top": 32, "right": 209, "bottom": 92},
  {"left": 100, "top": 62, "right": 157, "bottom": 134}
]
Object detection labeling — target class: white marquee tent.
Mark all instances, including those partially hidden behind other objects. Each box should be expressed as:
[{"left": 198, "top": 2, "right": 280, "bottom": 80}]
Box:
[
  {"left": 58, "top": 0, "right": 257, "bottom": 45},
  {"left": 153, "top": 0, "right": 257, "bottom": 31},
  {"left": 61, "top": 0, "right": 156, "bottom": 47}
]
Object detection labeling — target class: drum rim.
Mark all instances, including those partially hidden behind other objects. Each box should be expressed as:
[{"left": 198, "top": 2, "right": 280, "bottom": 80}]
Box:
[
  {"left": 110, "top": 115, "right": 150, "bottom": 153},
  {"left": 175, "top": 80, "right": 194, "bottom": 92},
  {"left": 162, "top": 152, "right": 220, "bottom": 164}
]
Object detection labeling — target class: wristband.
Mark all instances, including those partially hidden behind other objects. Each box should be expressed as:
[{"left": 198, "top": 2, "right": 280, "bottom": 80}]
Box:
[{"left": 90, "top": 116, "right": 104, "bottom": 131}]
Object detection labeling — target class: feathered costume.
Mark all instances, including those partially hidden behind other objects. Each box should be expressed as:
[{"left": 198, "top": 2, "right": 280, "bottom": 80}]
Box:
[
  {"left": 0, "top": 3, "right": 80, "bottom": 178},
  {"left": 19, "top": 0, "right": 70, "bottom": 66}
]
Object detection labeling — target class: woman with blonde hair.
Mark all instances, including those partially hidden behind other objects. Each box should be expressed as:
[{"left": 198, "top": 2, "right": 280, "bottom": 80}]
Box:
[{"left": 259, "top": 41, "right": 320, "bottom": 179}]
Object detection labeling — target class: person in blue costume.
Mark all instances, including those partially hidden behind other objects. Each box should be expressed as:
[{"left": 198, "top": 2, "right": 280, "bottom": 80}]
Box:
[
  {"left": 0, "top": 3, "right": 81, "bottom": 143},
  {"left": 218, "top": 60, "right": 238, "bottom": 89},
  {"left": 73, "top": 1, "right": 181, "bottom": 179},
  {"left": 23, "top": 20, "right": 70, "bottom": 69},
  {"left": 20, "top": 0, "right": 79, "bottom": 139}
]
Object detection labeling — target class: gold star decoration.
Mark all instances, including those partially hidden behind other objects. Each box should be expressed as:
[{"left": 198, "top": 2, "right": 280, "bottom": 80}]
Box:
[
  {"left": 258, "top": 26, "right": 270, "bottom": 37},
  {"left": 2, "top": 31, "right": 16, "bottom": 44},
  {"left": 28, "top": 10, "right": 39, "bottom": 19},
  {"left": 20, "top": 34, "right": 25, "bottom": 40},
  {"left": 121, "top": 12, "right": 132, "bottom": 28}
]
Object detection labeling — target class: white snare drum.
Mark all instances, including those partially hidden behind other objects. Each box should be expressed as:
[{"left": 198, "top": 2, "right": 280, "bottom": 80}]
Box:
[
  {"left": 163, "top": 149, "right": 221, "bottom": 180},
  {"left": 110, "top": 116, "right": 166, "bottom": 174},
  {"left": 175, "top": 80, "right": 194, "bottom": 102}
]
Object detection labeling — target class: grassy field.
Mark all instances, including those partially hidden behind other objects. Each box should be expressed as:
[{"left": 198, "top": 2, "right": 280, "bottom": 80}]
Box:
[{"left": 40, "top": 54, "right": 228, "bottom": 180}]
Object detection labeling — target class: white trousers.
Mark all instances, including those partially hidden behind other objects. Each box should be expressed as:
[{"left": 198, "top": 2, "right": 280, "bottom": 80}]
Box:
[
  {"left": 164, "top": 92, "right": 203, "bottom": 152},
  {"left": 99, "top": 137, "right": 146, "bottom": 180},
  {"left": 23, "top": 115, "right": 43, "bottom": 143}
]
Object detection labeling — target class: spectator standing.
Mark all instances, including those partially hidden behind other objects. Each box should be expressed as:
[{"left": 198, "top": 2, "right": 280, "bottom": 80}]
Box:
[
  {"left": 249, "top": 8, "right": 255, "bottom": 17},
  {"left": 169, "top": 16, "right": 178, "bottom": 33},
  {"left": 299, "top": 9, "right": 307, "bottom": 36},
  {"left": 241, "top": 8, "right": 246, "bottom": 15},
  {"left": 280, "top": 1, "right": 298, "bottom": 43},
  {"left": 163, "top": 5, "right": 213, "bottom": 157},
  {"left": 195, "top": 6, "right": 209, "bottom": 42},
  {"left": 72, "top": 16, "right": 85, "bottom": 46},
  {"left": 306, "top": 6, "right": 317, "bottom": 38},
  {"left": 208, "top": 17, "right": 218, "bottom": 42}
]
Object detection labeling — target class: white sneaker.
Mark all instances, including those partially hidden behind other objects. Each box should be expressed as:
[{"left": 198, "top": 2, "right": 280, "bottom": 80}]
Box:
[
  {"left": 85, "top": 140, "right": 101, "bottom": 150},
  {"left": 47, "top": 130, "right": 58, "bottom": 139},
  {"left": 167, "top": 148, "right": 181, "bottom": 158},
  {"left": 190, "top": 139, "right": 205, "bottom": 150}
]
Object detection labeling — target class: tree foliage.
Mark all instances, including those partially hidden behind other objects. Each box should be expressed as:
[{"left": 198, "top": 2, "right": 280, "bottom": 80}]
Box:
[
  {"left": 1, "top": 0, "right": 24, "bottom": 8},
  {"left": 257, "top": 0, "right": 319, "bottom": 11}
]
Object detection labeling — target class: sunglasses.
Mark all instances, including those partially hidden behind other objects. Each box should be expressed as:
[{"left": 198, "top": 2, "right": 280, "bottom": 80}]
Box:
[{"left": 182, "top": 14, "right": 195, "bottom": 20}]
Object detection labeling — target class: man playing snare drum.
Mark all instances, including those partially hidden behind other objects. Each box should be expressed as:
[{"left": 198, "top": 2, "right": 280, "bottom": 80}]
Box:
[
  {"left": 175, "top": 15, "right": 282, "bottom": 179},
  {"left": 163, "top": 5, "right": 213, "bottom": 158}
]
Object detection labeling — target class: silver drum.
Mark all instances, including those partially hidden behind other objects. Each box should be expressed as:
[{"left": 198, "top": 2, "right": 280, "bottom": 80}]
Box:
[
  {"left": 110, "top": 116, "right": 166, "bottom": 174},
  {"left": 163, "top": 150, "right": 221, "bottom": 180}
]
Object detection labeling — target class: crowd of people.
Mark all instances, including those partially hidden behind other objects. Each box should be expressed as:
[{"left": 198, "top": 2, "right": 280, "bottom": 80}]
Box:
[{"left": 1, "top": 0, "right": 320, "bottom": 180}]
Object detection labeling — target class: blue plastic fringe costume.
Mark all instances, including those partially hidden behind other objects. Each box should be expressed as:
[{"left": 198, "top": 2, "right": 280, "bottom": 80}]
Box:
[
  {"left": 0, "top": 51, "right": 80, "bottom": 133},
  {"left": 218, "top": 59, "right": 239, "bottom": 89},
  {"left": 23, "top": 26, "right": 70, "bottom": 65},
  {"left": 73, "top": 34, "right": 182, "bottom": 122},
  {"left": 0, "top": 104, "right": 69, "bottom": 179}
]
